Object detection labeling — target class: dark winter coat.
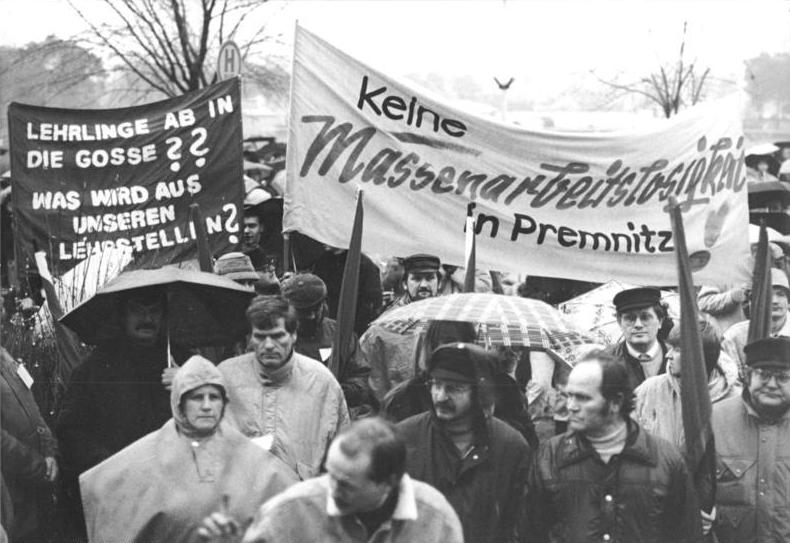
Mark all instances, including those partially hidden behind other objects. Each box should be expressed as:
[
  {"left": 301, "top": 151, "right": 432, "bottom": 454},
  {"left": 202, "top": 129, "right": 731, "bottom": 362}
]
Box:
[
  {"left": 603, "top": 341, "right": 669, "bottom": 391},
  {"left": 524, "top": 420, "right": 703, "bottom": 543},
  {"left": 56, "top": 341, "right": 173, "bottom": 530},
  {"left": 397, "top": 411, "right": 532, "bottom": 543},
  {"left": 0, "top": 347, "right": 57, "bottom": 540}
]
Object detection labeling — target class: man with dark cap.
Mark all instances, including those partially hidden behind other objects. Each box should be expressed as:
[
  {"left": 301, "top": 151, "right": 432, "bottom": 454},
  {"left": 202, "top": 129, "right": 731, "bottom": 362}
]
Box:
[
  {"left": 604, "top": 286, "right": 671, "bottom": 390},
  {"left": 397, "top": 343, "right": 532, "bottom": 543},
  {"left": 712, "top": 336, "right": 790, "bottom": 543},
  {"left": 281, "top": 273, "right": 374, "bottom": 417},
  {"left": 385, "top": 253, "right": 442, "bottom": 311},
  {"left": 361, "top": 254, "right": 445, "bottom": 401}
]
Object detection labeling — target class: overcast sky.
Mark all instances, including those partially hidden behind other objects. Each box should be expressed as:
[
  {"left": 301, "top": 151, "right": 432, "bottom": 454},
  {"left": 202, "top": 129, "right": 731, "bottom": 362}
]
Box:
[{"left": 2, "top": 0, "right": 789, "bottom": 100}]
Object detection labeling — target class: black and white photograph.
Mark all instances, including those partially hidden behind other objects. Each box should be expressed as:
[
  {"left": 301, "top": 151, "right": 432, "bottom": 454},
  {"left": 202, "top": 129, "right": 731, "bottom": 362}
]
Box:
[{"left": 1, "top": 0, "right": 789, "bottom": 541}]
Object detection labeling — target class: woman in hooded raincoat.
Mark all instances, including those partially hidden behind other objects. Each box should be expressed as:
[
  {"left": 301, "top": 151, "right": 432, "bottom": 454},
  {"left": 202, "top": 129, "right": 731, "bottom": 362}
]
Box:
[{"left": 79, "top": 355, "right": 297, "bottom": 542}]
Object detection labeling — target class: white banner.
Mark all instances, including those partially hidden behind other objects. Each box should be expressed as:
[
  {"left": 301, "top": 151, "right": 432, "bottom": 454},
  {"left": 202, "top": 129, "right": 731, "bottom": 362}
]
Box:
[{"left": 285, "top": 25, "right": 751, "bottom": 286}]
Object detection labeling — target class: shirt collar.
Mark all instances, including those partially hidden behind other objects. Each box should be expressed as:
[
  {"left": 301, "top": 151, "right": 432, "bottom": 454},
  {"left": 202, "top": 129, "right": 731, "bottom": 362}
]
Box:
[
  {"left": 325, "top": 474, "right": 418, "bottom": 521},
  {"left": 626, "top": 340, "right": 661, "bottom": 360}
]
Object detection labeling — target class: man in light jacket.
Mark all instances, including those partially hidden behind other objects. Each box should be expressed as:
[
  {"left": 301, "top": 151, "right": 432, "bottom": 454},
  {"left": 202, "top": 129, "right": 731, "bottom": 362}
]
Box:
[{"left": 219, "top": 295, "right": 350, "bottom": 479}]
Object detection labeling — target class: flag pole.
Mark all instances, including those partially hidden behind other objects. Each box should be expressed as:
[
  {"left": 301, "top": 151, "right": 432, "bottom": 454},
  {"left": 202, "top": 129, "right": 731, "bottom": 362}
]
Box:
[
  {"left": 668, "top": 195, "right": 715, "bottom": 514},
  {"left": 329, "top": 188, "right": 364, "bottom": 378},
  {"left": 463, "top": 207, "right": 477, "bottom": 293}
]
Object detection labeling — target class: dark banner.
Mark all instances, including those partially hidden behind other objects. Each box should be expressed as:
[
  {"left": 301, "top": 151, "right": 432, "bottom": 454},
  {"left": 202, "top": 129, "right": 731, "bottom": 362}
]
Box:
[{"left": 9, "top": 78, "right": 243, "bottom": 277}]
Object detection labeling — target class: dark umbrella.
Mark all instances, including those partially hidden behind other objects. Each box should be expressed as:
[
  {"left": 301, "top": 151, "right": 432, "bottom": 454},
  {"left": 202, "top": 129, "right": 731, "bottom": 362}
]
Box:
[{"left": 60, "top": 267, "right": 254, "bottom": 347}]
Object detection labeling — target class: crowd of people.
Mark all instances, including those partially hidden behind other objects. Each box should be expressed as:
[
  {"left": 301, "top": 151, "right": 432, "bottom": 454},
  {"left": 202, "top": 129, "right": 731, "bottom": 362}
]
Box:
[{"left": 2, "top": 202, "right": 790, "bottom": 543}]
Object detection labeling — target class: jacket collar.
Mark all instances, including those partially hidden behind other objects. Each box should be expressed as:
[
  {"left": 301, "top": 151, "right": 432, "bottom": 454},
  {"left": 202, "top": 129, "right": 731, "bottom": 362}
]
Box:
[
  {"left": 556, "top": 420, "right": 656, "bottom": 469},
  {"left": 325, "top": 474, "right": 418, "bottom": 521}
]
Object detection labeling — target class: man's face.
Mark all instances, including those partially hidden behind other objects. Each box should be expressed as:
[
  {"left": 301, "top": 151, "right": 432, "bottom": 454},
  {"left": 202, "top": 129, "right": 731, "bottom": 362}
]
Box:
[
  {"left": 181, "top": 384, "right": 224, "bottom": 436},
  {"left": 250, "top": 318, "right": 295, "bottom": 371},
  {"left": 617, "top": 306, "right": 662, "bottom": 349},
  {"left": 326, "top": 440, "right": 393, "bottom": 515},
  {"left": 429, "top": 377, "right": 474, "bottom": 422},
  {"left": 405, "top": 271, "right": 438, "bottom": 301},
  {"left": 123, "top": 297, "right": 165, "bottom": 345},
  {"left": 566, "top": 361, "right": 619, "bottom": 438},
  {"left": 295, "top": 303, "right": 323, "bottom": 338},
  {"left": 770, "top": 287, "right": 789, "bottom": 330},
  {"left": 243, "top": 215, "right": 262, "bottom": 250},
  {"left": 747, "top": 366, "right": 790, "bottom": 415}
]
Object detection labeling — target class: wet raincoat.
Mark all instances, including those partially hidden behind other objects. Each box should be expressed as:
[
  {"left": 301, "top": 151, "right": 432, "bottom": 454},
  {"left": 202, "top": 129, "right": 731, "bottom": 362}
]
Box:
[{"left": 80, "top": 355, "right": 297, "bottom": 543}]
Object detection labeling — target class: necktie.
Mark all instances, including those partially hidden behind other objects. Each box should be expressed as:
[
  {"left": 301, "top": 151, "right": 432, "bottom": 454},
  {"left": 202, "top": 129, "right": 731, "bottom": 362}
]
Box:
[{"left": 637, "top": 353, "right": 652, "bottom": 362}]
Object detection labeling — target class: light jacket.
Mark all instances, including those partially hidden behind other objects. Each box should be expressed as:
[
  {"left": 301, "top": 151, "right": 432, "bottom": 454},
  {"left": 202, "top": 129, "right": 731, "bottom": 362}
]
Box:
[
  {"left": 219, "top": 351, "right": 350, "bottom": 479},
  {"left": 634, "top": 367, "right": 735, "bottom": 449},
  {"left": 360, "top": 324, "right": 421, "bottom": 402},
  {"left": 712, "top": 395, "right": 790, "bottom": 543},
  {"left": 293, "top": 317, "right": 373, "bottom": 412},
  {"left": 242, "top": 474, "right": 463, "bottom": 543},
  {"left": 524, "top": 421, "right": 703, "bottom": 543},
  {"left": 80, "top": 356, "right": 297, "bottom": 543}
]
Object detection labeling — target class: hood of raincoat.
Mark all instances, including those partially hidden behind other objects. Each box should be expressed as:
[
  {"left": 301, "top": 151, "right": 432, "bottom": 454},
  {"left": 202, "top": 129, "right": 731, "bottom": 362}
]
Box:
[{"left": 170, "top": 355, "right": 227, "bottom": 435}]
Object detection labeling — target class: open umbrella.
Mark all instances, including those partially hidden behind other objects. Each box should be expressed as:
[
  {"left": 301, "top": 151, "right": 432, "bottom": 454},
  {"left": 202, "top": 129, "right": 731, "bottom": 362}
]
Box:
[
  {"left": 60, "top": 267, "right": 254, "bottom": 347},
  {"left": 558, "top": 280, "right": 679, "bottom": 346},
  {"left": 372, "top": 293, "right": 594, "bottom": 362}
]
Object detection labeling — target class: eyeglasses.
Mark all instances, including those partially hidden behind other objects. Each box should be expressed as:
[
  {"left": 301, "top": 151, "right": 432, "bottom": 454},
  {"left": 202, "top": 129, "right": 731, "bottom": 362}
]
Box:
[
  {"left": 427, "top": 379, "right": 472, "bottom": 395},
  {"left": 751, "top": 368, "right": 790, "bottom": 385}
]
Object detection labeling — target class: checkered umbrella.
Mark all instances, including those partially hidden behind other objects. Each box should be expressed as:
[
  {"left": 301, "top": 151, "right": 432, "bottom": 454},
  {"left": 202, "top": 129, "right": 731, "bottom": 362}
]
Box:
[{"left": 373, "top": 293, "right": 594, "bottom": 360}]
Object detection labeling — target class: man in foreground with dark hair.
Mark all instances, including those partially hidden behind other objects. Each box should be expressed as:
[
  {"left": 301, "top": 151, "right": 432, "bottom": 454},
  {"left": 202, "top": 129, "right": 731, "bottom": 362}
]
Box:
[
  {"left": 219, "top": 295, "right": 349, "bottom": 480},
  {"left": 202, "top": 417, "right": 463, "bottom": 542},
  {"left": 524, "top": 350, "right": 703, "bottom": 543},
  {"left": 397, "top": 343, "right": 532, "bottom": 543}
]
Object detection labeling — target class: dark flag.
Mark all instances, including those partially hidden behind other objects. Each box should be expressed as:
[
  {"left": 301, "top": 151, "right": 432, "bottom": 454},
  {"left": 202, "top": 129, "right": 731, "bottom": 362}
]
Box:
[
  {"left": 668, "top": 196, "right": 716, "bottom": 513},
  {"left": 329, "top": 190, "right": 363, "bottom": 378},
  {"left": 464, "top": 214, "right": 476, "bottom": 293},
  {"left": 748, "top": 222, "right": 772, "bottom": 342}
]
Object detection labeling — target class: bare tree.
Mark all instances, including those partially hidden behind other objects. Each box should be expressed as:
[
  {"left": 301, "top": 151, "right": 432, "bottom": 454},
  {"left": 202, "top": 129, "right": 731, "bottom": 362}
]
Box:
[
  {"left": 592, "top": 22, "right": 711, "bottom": 118},
  {"left": 68, "top": 0, "right": 284, "bottom": 97}
]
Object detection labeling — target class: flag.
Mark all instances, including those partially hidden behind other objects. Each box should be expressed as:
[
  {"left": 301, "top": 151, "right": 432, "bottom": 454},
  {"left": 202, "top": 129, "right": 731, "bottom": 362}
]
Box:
[
  {"left": 464, "top": 214, "right": 476, "bottom": 293},
  {"left": 668, "top": 196, "right": 716, "bottom": 512},
  {"left": 748, "top": 222, "right": 772, "bottom": 342},
  {"left": 329, "top": 190, "right": 364, "bottom": 378}
]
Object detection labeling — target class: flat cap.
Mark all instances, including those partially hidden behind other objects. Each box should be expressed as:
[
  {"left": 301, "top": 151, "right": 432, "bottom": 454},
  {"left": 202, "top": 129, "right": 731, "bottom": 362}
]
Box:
[
  {"left": 744, "top": 336, "right": 790, "bottom": 368},
  {"left": 613, "top": 287, "right": 662, "bottom": 313},
  {"left": 281, "top": 273, "right": 327, "bottom": 309},
  {"left": 403, "top": 253, "right": 440, "bottom": 274}
]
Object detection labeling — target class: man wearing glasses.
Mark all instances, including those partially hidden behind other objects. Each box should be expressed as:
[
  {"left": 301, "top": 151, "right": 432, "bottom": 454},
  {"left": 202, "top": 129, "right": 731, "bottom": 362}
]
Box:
[
  {"left": 396, "top": 343, "right": 532, "bottom": 543},
  {"left": 605, "top": 286, "right": 672, "bottom": 390},
  {"left": 712, "top": 336, "right": 790, "bottom": 543}
]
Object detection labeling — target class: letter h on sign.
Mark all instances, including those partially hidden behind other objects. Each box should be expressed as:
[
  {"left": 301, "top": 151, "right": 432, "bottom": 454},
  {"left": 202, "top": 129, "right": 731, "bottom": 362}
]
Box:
[{"left": 217, "top": 41, "right": 242, "bottom": 80}]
